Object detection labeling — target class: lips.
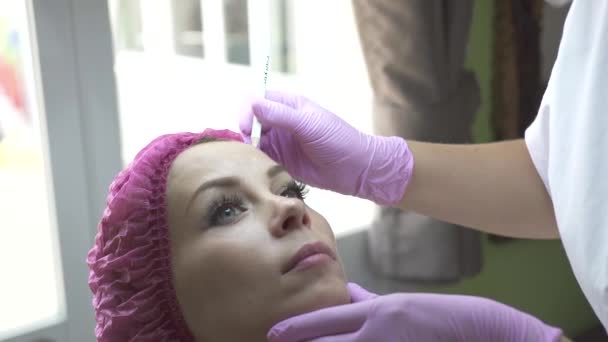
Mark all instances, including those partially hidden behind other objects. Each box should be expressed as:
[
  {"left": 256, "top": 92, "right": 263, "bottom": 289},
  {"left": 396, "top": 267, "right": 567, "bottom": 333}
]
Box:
[{"left": 283, "top": 241, "right": 336, "bottom": 274}]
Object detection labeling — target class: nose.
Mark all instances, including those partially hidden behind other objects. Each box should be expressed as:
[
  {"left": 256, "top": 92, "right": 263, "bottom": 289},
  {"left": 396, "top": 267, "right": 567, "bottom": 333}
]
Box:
[{"left": 268, "top": 196, "right": 311, "bottom": 237}]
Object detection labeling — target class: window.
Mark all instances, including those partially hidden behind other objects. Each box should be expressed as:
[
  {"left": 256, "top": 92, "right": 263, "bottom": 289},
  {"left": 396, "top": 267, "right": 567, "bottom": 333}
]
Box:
[
  {"left": 224, "top": 0, "right": 250, "bottom": 65},
  {"left": 111, "top": 0, "right": 143, "bottom": 51},
  {"left": 172, "top": 0, "right": 204, "bottom": 57},
  {"left": 270, "top": 0, "right": 295, "bottom": 73},
  {"left": 0, "top": 3, "right": 65, "bottom": 337},
  {"left": 1, "top": 1, "right": 119, "bottom": 340}
]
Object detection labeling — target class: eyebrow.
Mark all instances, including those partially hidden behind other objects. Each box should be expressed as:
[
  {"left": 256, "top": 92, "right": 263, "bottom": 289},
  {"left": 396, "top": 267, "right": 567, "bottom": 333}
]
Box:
[
  {"left": 185, "top": 164, "right": 288, "bottom": 213},
  {"left": 266, "top": 164, "right": 287, "bottom": 179}
]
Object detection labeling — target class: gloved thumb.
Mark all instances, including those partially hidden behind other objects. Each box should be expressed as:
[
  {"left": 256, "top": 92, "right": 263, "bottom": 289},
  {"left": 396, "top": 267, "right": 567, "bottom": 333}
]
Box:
[
  {"left": 267, "top": 301, "right": 371, "bottom": 342},
  {"left": 348, "top": 283, "right": 378, "bottom": 302}
]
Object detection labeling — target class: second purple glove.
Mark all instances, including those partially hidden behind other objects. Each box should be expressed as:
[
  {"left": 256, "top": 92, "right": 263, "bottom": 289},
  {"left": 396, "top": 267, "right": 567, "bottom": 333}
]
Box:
[
  {"left": 240, "top": 91, "right": 414, "bottom": 205},
  {"left": 268, "top": 283, "right": 563, "bottom": 342}
]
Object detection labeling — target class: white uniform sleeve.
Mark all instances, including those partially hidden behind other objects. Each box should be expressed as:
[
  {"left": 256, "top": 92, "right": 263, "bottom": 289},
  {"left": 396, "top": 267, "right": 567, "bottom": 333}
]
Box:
[
  {"left": 524, "top": 102, "right": 551, "bottom": 196},
  {"left": 525, "top": 0, "right": 608, "bottom": 330}
]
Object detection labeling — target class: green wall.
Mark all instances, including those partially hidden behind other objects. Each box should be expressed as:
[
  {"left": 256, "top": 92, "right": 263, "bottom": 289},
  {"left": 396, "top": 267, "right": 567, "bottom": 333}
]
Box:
[{"left": 420, "top": 0, "right": 599, "bottom": 337}]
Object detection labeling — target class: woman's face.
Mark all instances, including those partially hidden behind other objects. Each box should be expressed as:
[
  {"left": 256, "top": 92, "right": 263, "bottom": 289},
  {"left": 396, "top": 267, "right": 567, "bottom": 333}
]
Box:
[{"left": 167, "top": 141, "right": 349, "bottom": 341}]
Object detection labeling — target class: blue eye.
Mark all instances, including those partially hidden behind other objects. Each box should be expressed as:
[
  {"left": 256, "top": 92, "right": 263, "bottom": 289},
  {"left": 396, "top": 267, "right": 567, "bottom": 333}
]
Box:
[{"left": 209, "top": 195, "right": 246, "bottom": 226}]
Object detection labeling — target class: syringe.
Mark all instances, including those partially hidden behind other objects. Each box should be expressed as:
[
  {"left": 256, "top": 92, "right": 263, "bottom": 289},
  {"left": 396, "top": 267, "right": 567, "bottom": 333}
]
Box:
[{"left": 251, "top": 55, "right": 270, "bottom": 147}]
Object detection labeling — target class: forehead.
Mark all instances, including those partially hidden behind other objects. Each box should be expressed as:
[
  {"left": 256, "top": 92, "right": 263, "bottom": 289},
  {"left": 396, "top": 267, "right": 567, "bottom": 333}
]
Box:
[{"left": 170, "top": 140, "right": 276, "bottom": 181}]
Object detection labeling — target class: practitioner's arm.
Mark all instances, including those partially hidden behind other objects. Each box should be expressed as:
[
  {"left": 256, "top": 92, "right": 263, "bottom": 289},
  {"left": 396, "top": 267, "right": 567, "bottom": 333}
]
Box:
[{"left": 401, "top": 139, "right": 558, "bottom": 239}]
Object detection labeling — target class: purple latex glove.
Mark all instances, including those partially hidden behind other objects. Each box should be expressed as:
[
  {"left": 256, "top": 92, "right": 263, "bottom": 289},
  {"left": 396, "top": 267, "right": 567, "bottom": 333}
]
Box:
[
  {"left": 268, "top": 283, "right": 563, "bottom": 342},
  {"left": 239, "top": 91, "right": 413, "bottom": 205}
]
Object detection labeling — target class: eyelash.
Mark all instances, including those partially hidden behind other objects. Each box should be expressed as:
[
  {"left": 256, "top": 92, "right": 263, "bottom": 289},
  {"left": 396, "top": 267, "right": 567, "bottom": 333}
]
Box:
[
  {"left": 283, "top": 179, "right": 309, "bottom": 200},
  {"left": 207, "top": 180, "right": 309, "bottom": 227}
]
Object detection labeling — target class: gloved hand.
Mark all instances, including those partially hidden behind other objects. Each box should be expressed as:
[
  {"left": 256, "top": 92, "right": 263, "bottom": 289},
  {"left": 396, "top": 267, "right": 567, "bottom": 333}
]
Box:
[
  {"left": 239, "top": 91, "right": 414, "bottom": 205},
  {"left": 267, "top": 283, "right": 563, "bottom": 342}
]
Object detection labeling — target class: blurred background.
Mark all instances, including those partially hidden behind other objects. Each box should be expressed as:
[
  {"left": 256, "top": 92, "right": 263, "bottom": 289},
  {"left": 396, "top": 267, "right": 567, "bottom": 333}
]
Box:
[{"left": 0, "top": 0, "right": 603, "bottom": 341}]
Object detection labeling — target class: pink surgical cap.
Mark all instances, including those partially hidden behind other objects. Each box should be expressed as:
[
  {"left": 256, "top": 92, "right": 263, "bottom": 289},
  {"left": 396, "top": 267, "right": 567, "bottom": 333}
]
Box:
[{"left": 87, "top": 129, "right": 244, "bottom": 341}]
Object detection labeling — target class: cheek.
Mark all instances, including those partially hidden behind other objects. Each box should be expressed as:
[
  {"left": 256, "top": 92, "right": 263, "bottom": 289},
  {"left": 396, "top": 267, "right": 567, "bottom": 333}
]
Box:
[
  {"left": 171, "top": 225, "right": 283, "bottom": 328},
  {"left": 308, "top": 208, "right": 336, "bottom": 242}
]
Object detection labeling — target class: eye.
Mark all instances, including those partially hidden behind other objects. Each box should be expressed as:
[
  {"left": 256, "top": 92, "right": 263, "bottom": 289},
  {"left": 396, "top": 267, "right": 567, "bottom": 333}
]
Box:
[
  {"left": 281, "top": 180, "right": 308, "bottom": 200},
  {"left": 209, "top": 195, "right": 247, "bottom": 226}
]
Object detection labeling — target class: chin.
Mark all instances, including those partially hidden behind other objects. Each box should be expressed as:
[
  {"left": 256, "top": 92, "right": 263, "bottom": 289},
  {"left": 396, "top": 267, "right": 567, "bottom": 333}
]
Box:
[{"left": 281, "top": 273, "right": 350, "bottom": 322}]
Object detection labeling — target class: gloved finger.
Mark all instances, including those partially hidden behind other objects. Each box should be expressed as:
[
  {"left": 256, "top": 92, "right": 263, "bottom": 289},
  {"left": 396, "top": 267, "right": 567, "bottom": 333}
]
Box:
[
  {"left": 239, "top": 101, "right": 275, "bottom": 138},
  {"left": 257, "top": 132, "right": 278, "bottom": 160},
  {"left": 348, "top": 283, "right": 378, "bottom": 302},
  {"left": 252, "top": 99, "right": 302, "bottom": 132},
  {"left": 241, "top": 133, "right": 251, "bottom": 145},
  {"left": 306, "top": 332, "right": 363, "bottom": 342},
  {"left": 264, "top": 90, "right": 301, "bottom": 109},
  {"left": 267, "top": 301, "right": 371, "bottom": 342},
  {"left": 238, "top": 102, "right": 255, "bottom": 135}
]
